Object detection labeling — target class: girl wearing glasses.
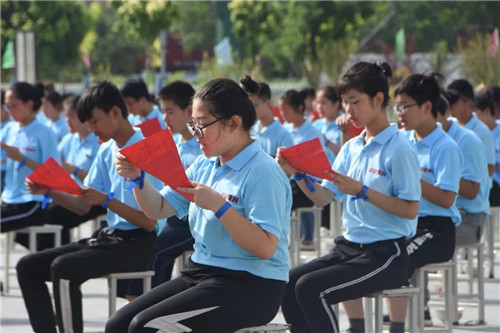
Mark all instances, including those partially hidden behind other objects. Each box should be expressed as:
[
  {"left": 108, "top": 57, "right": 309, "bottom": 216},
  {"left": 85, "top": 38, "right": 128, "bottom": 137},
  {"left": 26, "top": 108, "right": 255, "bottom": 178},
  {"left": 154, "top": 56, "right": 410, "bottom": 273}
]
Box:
[
  {"left": 111, "top": 75, "right": 292, "bottom": 333},
  {"left": 276, "top": 61, "right": 421, "bottom": 333},
  {"left": 0, "top": 82, "right": 60, "bottom": 242},
  {"left": 384, "top": 74, "right": 463, "bottom": 331}
]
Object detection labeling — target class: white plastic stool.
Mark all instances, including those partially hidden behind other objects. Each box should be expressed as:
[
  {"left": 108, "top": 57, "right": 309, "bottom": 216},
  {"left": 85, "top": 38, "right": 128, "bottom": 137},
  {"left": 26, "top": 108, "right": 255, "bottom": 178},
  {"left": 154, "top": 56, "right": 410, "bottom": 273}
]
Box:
[
  {"left": 173, "top": 250, "right": 194, "bottom": 277},
  {"left": 364, "top": 287, "right": 421, "bottom": 333},
  {"left": 415, "top": 261, "right": 455, "bottom": 332},
  {"left": 454, "top": 242, "right": 485, "bottom": 325},
  {"left": 486, "top": 207, "right": 500, "bottom": 278},
  {"left": 107, "top": 270, "right": 154, "bottom": 316},
  {"left": 2, "top": 225, "right": 63, "bottom": 293},
  {"left": 235, "top": 323, "right": 290, "bottom": 332}
]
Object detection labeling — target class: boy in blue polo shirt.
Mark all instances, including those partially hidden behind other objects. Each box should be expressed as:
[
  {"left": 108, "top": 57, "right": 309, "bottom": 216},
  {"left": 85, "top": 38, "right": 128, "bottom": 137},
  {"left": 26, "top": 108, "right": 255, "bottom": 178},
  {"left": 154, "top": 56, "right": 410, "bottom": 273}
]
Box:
[
  {"left": 384, "top": 74, "right": 463, "bottom": 332},
  {"left": 121, "top": 77, "right": 166, "bottom": 130},
  {"left": 19, "top": 81, "right": 165, "bottom": 333},
  {"left": 249, "top": 82, "right": 293, "bottom": 157},
  {"left": 35, "top": 94, "right": 105, "bottom": 249},
  {"left": 441, "top": 89, "right": 490, "bottom": 246}
]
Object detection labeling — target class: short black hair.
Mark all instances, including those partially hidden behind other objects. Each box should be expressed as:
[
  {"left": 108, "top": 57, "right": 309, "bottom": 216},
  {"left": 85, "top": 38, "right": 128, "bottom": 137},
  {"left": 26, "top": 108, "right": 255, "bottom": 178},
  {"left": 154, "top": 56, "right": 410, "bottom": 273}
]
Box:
[
  {"left": 475, "top": 95, "right": 495, "bottom": 116},
  {"left": 77, "top": 81, "right": 128, "bottom": 123},
  {"left": 121, "top": 78, "right": 150, "bottom": 101},
  {"left": 157, "top": 81, "right": 195, "bottom": 109},
  {"left": 447, "top": 79, "right": 475, "bottom": 102},
  {"left": 394, "top": 73, "right": 442, "bottom": 118}
]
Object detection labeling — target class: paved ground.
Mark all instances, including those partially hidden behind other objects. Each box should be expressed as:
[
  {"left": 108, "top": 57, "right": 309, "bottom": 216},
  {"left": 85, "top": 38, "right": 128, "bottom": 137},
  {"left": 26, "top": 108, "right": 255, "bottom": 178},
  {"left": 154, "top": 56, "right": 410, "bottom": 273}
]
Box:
[{"left": 1, "top": 222, "right": 499, "bottom": 333}]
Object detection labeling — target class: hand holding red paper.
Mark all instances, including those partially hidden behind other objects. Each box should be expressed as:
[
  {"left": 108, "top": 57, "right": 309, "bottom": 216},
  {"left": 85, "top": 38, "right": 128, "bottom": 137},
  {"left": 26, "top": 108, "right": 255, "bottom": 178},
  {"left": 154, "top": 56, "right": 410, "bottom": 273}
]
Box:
[
  {"left": 119, "top": 129, "right": 194, "bottom": 202},
  {"left": 279, "top": 138, "right": 336, "bottom": 181},
  {"left": 27, "top": 157, "right": 82, "bottom": 197}
]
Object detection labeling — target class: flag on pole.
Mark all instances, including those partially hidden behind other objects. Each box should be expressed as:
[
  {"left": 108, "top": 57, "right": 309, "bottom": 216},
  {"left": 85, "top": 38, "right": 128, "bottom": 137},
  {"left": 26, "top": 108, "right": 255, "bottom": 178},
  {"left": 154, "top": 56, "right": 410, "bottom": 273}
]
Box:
[
  {"left": 395, "top": 28, "right": 405, "bottom": 63},
  {"left": 490, "top": 27, "right": 499, "bottom": 58},
  {"left": 214, "top": 37, "right": 233, "bottom": 66},
  {"left": 82, "top": 47, "right": 91, "bottom": 70},
  {"left": 2, "top": 40, "right": 15, "bottom": 69}
]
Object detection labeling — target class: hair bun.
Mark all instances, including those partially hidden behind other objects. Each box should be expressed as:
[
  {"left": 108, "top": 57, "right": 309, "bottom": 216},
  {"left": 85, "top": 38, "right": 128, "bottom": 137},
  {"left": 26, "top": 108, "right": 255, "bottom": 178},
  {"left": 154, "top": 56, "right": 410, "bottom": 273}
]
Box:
[
  {"left": 239, "top": 75, "right": 260, "bottom": 95},
  {"left": 375, "top": 60, "right": 393, "bottom": 78}
]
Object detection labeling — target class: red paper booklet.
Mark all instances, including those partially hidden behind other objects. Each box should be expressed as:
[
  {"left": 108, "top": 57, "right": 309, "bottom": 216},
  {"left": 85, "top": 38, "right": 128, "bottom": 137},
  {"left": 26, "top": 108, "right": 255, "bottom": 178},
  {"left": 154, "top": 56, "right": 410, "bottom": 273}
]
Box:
[
  {"left": 135, "top": 117, "right": 163, "bottom": 137},
  {"left": 120, "top": 129, "right": 195, "bottom": 202},
  {"left": 27, "top": 157, "right": 82, "bottom": 196},
  {"left": 280, "top": 138, "right": 335, "bottom": 181}
]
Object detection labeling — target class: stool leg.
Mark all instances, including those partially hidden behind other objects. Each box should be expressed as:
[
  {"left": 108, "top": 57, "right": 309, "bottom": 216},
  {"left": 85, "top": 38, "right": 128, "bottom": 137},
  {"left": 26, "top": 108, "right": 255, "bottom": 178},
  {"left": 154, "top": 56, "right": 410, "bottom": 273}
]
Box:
[
  {"left": 364, "top": 297, "right": 373, "bottom": 333},
  {"left": 374, "top": 294, "right": 383, "bottom": 333},
  {"left": 488, "top": 214, "right": 495, "bottom": 278},
  {"left": 477, "top": 247, "right": 485, "bottom": 323},
  {"left": 55, "top": 230, "right": 61, "bottom": 248},
  {"left": 444, "top": 266, "right": 453, "bottom": 332},
  {"left": 143, "top": 276, "right": 151, "bottom": 293},
  {"left": 3, "top": 233, "right": 12, "bottom": 293},
  {"left": 416, "top": 269, "right": 425, "bottom": 331},
  {"left": 28, "top": 230, "right": 36, "bottom": 253},
  {"left": 314, "top": 209, "right": 321, "bottom": 257},
  {"left": 409, "top": 293, "right": 418, "bottom": 333},
  {"left": 108, "top": 276, "right": 117, "bottom": 316}
]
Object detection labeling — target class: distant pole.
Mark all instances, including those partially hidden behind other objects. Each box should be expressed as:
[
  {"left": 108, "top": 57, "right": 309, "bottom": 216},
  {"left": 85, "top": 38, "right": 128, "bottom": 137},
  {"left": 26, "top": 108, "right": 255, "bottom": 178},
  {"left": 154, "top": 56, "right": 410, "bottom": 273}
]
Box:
[
  {"left": 15, "top": 31, "right": 36, "bottom": 83},
  {"left": 157, "top": 30, "right": 168, "bottom": 93}
]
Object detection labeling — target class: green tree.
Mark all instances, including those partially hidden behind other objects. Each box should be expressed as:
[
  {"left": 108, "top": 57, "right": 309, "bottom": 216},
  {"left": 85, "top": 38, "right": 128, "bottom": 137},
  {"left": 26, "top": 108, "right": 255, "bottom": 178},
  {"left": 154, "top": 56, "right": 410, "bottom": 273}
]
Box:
[
  {"left": 459, "top": 33, "right": 500, "bottom": 87},
  {"left": 82, "top": 2, "right": 144, "bottom": 77},
  {"left": 230, "top": 1, "right": 375, "bottom": 87},
  {"left": 1, "top": 0, "right": 90, "bottom": 81}
]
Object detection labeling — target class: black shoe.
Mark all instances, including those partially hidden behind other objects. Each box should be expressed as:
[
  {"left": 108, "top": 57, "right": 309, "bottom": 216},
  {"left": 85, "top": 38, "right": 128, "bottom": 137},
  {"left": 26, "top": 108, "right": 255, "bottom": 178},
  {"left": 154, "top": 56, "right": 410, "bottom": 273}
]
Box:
[
  {"left": 383, "top": 314, "right": 390, "bottom": 323},
  {"left": 424, "top": 308, "right": 433, "bottom": 327}
]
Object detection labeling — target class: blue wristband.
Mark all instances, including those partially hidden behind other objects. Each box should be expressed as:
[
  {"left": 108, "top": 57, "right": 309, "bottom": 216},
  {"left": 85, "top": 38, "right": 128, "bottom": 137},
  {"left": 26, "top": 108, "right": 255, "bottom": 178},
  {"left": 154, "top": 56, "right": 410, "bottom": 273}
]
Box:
[
  {"left": 215, "top": 202, "right": 232, "bottom": 219},
  {"left": 351, "top": 185, "right": 369, "bottom": 201},
  {"left": 73, "top": 167, "right": 81, "bottom": 177},
  {"left": 325, "top": 139, "right": 331, "bottom": 147},
  {"left": 17, "top": 156, "right": 28, "bottom": 170},
  {"left": 293, "top": 173, "right": 317, "bottom": 193},
  {"left": 41, "top": 190, "right": 52, "bottom": 209},
  {"left": 127, "top": 170, "right": 145, "bottom": 191},
  {"left": 102, "top": 192, "right": 115, "bottom": 208}
]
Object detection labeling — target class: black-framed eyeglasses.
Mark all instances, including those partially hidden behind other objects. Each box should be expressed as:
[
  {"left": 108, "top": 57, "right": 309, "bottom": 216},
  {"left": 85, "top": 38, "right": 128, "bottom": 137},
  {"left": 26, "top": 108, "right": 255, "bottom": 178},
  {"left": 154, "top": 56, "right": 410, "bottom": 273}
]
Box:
[
  {"left": 393, "top": 103, "right": 418, "bottom": 115},
  {"left": 186, "top": 119, "right": 221, "bottom": 138}
]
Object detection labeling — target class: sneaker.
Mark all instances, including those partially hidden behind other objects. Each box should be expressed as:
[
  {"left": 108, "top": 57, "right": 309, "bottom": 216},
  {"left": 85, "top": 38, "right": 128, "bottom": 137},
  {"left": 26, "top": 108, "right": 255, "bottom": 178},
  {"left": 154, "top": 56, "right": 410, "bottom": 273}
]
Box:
[
  {"left": 424, "top": 308, "right": 433, "bottom": 327},
  {"left": 383, "top": 314, "right": 390, "bottom": 323}
]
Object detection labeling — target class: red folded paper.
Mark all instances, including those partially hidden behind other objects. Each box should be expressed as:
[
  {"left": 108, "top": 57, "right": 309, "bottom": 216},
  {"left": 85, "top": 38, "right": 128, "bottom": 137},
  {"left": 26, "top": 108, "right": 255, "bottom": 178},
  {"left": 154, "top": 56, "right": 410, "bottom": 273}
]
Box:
[
  {"left": 120, "top": 129, "right": 195, "bottom": 202},
  {"left": 281, "top": 138, "right": 335, "bottom": 181},
  {"left": 27, "top": 157, "right": 82, "bottom": 196},
  {"left": 135, "top": 117, "right": 163, "bottom": 138}
]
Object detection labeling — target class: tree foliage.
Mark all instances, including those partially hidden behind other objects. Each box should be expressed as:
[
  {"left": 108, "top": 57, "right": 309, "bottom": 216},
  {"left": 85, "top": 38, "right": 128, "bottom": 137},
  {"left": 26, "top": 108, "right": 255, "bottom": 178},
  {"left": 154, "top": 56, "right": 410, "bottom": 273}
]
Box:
[{"left": 1, "top": 0, "right": 90, "bottom": 80}]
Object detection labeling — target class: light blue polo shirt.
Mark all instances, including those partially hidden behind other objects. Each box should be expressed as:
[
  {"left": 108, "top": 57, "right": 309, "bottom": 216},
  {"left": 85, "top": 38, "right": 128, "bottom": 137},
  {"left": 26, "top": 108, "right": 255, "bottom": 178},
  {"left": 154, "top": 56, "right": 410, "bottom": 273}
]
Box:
[
  {"left": 491, "top": 122, "right": 500, "bottom": 186},
  {"left": 160, "top": 140, "right": 292, "bottom": 282},
  {"left": 284, "top": 119, "right": 335, "bottom": 166},
  {"left": 405, "top": 124, "right": 462, "bottom": 225},
  {"left": 58, "top": 132, "right": 100, "bottom": 186},
  {"left": 446, "top": 119, "right": 490, "bottom": 214},
  {"left": 174, "top": 135, "right": 202, "bottom": 170},
  {"left": 84, "top": 129, "right": 166, "bottom": 232},
  {"left": 255, "top": 118, "right": 294, "bottom": 157},
  {"left": 1, "top": 119, "right": 60, "bottom": 204},
  {"left": 322, "top": 124, "right": 421, "bottom": 243},
  {"left": 465, "top": 113, "right": 496, "bottom": 166}
]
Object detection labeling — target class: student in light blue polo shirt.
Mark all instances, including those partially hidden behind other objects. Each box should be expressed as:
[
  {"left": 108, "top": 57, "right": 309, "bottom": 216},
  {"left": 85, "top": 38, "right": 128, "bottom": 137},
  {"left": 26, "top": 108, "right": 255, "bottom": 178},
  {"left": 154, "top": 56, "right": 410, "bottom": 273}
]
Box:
[
  {"left": 110, "top": 75, "right": 291, "bottom": 333},
  {"left": 121, "top": 77, "right": 166, "bottom": 130},
  {"left": 35, "top": 94, "right": 105, "bottom": 249},
  {"left": 125, "top": 81, "right": 202, "bottom": 299},
  {"left": 249, "top": 82, "right": 293, "bottom": 157},
  {"left": 313, "top": 85, "right": 343, "bottom": 162},
  {"left": 281, "top": 89, "right": 332, "bottom": 247},
  {"left": 0, "top": 82, "right": 60, "bottom": 240},
  {"left": 474, "top": 95, "right": 500, "bottom": 207},
  {"left": 385, "top": 74, "right": 463, "bottom": 331},
  {"left": 448, "top": 78, "right": 496, "bottom": 177},
  {"left": 41, "top": 90, "right": 69, "bottom": 142},
  {"left": 277, "top": 61, "right": 421, "bottom": 333},
  {"left": 19, "top": 81, "right": 165, "bottom": 333},
  {"left": 437, "top": 89, "right": 490, "bottom": 247}
]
